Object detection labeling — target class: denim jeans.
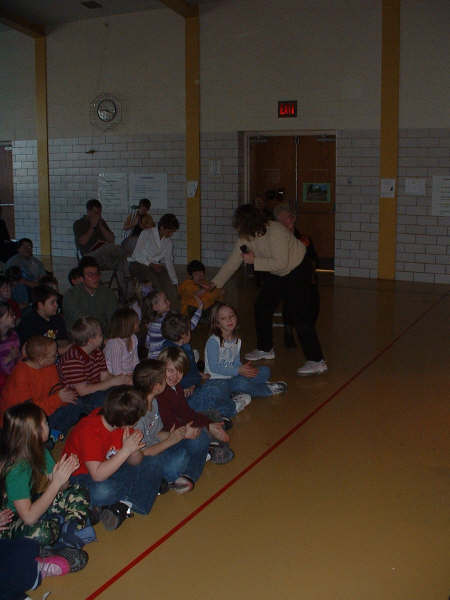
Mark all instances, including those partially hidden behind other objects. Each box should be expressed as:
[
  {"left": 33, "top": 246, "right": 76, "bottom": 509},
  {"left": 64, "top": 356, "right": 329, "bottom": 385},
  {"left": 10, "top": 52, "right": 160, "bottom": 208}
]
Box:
[
  {"left": 72, "top": 455, "right": 163, "bottom": 515},
  {"left": 48, "top": 391, "right": 107, "bottom": 435},
  {"left": 149, "top": 431, "right": 209, "bottom": 483},
  {"left": 228, "top": 365, "right": 272, "bottom": 397},
  {"left": 187, "top": 379, "right": 237, "bottom": 419}
]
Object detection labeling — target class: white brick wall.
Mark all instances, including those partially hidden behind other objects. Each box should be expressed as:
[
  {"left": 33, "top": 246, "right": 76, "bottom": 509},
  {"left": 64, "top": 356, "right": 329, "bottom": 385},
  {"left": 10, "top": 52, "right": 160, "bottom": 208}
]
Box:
[
  {"left": 396, "top": 128, "right": 450, "bottom": 284},
  {"left": 335, "top": 130, "right": 380, "bottom": 278},
  {"left": 12, "top": 140, "right": 40, "bottom": 252}
]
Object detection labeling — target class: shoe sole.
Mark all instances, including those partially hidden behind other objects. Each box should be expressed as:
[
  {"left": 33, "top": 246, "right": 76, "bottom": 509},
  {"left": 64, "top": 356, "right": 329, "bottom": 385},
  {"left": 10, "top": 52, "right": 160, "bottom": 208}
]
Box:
[
  {"left": 40, "top": 547, "right": 89, "bottom": 572},
  {"left": 245, "top": 354, "right": 275, "bottom": 361},
  {"left": 100, "top": 509, "right": 121, "bottom": 531},
  {"left": 296, "top": 368, "right": 328, "bottom": 377}
]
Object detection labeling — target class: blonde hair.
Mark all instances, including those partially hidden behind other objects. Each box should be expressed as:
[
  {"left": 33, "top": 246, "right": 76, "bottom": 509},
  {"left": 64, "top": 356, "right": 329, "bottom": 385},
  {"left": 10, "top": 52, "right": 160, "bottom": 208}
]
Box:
[
  {"left": 70, "top": 316, "right": 102, "bottom": 346},
  {"left": 158, "top": 346, "right": 189, "bottom": 376}
]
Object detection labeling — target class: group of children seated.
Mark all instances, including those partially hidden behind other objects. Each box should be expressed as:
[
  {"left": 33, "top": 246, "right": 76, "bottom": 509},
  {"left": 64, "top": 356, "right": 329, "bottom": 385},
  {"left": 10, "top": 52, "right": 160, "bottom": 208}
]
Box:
[{"left": 0, "top": 257, "right": 287, "bottom": 598}]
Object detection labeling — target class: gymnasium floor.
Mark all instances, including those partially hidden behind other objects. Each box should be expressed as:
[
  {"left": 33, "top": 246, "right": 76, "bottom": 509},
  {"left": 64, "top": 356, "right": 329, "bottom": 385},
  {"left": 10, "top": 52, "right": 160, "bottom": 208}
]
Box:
[{"left": 30, "top": 268, "right": 449, "bottom": 600}]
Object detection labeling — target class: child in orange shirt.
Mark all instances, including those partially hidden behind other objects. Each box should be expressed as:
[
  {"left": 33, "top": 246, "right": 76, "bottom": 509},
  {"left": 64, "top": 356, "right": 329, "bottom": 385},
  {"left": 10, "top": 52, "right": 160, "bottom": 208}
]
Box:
[
  {"left": 178, "top": 260, "right": 222, "bottom": 317},
  {"left": 0, "top": 336, "right": 95, "bottom": 435}
]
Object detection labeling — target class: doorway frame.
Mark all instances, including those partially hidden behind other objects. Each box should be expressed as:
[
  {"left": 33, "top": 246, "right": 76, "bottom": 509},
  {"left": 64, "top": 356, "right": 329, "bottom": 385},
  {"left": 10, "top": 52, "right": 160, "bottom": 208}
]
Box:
[{"left": 242, "top": 129, "right": 336, "bottom": 205}]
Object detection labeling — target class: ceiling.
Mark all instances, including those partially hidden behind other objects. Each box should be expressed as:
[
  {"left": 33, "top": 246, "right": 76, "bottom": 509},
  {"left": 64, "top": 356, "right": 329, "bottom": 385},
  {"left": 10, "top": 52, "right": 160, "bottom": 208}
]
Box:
[{"left": 0, "top": 0, "right": 200, "bottom": 34}]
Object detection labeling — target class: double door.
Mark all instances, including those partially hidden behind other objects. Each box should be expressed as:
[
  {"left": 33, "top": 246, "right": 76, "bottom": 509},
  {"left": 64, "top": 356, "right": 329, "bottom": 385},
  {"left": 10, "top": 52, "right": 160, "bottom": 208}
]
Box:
[{"left": 249, "top": 134, "right": 335, "bottom": 269}]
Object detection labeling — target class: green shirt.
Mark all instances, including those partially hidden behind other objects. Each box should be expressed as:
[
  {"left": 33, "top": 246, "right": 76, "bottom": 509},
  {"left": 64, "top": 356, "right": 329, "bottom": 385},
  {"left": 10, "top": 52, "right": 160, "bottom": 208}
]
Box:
[
  {"left": 5, "top": 449, "right": 55, "bottom": 512},
  {"left": 63, "top": 283, "right": 118, "bottom": 335}
]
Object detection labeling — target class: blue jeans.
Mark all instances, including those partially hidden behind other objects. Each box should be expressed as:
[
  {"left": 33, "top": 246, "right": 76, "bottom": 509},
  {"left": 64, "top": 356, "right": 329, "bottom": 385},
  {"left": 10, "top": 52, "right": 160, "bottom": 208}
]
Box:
[
  {"left": 228, "top": 365, "right": 272, "bottom": 397},
  {"left": 72, "top": 455, "right": 163, "bottom": 515},
  {"left": 187, "top": 379, "right": 237, "bottom": 419},
  {"left": 48, "top": 391, "right": 106, "bottom": 435},
  {"left": 149, "top": 431, "right": 209, "bottom": 483}
]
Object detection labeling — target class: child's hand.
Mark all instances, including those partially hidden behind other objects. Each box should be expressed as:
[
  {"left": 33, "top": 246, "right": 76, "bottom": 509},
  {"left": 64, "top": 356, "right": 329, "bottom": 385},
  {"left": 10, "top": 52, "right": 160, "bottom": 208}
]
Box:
[
  {"left": 208, "top": 422, "right": 230, "bottom": 443},
  {"left": 185, "top": 422, "right": 201, "bottom": 439},
  {"left": 167, "top": 424, "right": 186, "bottom": 444},
  {"left": 239, "top": 362, "right": 257, "bottom": 378},
  {"left": 0, "top": 508, "right": 14, "bottom": 531},
  {"left": 122, "top": 427, "right": 145, "bottom": 455},
  {"left": 200, "top": 372, "right": 210, "bottom": 381},
  {"left": 59, "top": 387, "right": 78, "bottom": 404},
  {"left": 198, "top": 281, "right": 212, "bottom": 290},
  {"left": 194, "top": 294, "right": 204, "bottom": 308},
  {"left": 52, "top": 453, "right": 80, "bottom": 487},
  {"left": 113, "top": 374, "right": 132, "bottom": 386},
  {"left": 184, "top": 385, "right": 195, "bottom": 398}
]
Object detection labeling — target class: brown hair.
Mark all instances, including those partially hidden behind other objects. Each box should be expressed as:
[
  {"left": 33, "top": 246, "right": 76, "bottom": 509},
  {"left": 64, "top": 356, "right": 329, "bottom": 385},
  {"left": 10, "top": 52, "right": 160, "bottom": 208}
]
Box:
[
  {"left": 109, "top": 307, "right": 139, "bottom": 340},
  {"left": 133, "top": 359, "right": 166, "bottom": 394},
  {"left": 0, "top": 403, "right": 48, "bottom": 498},
  {"left": 158, "top": 346, "right": 189, "bottom": 376},
  {"left": 209, "top": 302, "right": 239, "bottom": 346},
  {"left": 232, "top": 204, "right": 268, "bottom": 239},
  {"left": 25, "top": 335, "right": 56, "bottom": 362},
  {"left": 101, "top": 385, "right": 146, "bottom": 428},
  {"left": 70, "top": 316, "right": 102, "bottom": 346},
  {"left": 161, "top": 312, "right": 190, "bottom": 343}
]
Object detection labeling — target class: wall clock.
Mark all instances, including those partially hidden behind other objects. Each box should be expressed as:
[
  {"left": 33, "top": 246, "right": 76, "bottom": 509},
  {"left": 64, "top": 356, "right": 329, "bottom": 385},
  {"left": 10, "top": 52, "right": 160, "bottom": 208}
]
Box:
[{"left": 89, "top": 93, "right": 122, "bottom": 130}]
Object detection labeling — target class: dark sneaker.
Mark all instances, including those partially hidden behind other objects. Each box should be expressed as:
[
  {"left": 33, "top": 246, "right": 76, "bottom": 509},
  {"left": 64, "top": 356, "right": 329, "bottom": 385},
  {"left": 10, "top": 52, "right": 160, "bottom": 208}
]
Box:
[
  {"left": 100, "top": 502, "right": 134, "bottom": 531},
  {"left": 208, "top": 441, "right": 235, "bottom": 464},
  {"left": 158, "top": 478, "right": 169, "bottom": 495},
  {"left": 40, "top": 546, "right": 89, "bottom": 572}
]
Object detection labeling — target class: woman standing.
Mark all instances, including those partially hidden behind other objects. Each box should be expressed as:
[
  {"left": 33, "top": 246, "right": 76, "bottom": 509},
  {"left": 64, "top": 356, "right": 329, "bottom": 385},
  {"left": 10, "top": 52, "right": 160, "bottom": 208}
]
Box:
[{"left": 210, "top": 204, "right": 327, "bottom": 376}]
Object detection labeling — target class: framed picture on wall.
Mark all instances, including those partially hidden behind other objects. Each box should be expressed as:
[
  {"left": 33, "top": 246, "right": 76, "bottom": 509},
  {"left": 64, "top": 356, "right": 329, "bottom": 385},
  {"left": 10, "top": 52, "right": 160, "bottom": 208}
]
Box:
[{"left": 302, "top": 183, "right": 331, "bottom": 203}]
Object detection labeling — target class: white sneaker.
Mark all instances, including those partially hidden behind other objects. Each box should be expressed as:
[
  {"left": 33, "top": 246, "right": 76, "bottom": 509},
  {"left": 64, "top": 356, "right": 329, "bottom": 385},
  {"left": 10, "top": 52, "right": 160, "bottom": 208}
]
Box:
[
  {"left": 296, "top": 360, "right": 328, "bottom": 376},
  {"left": 267, "top": 381, "right": 288, "bottom": 395},
  {"left": 232, "top": 392, "right": 252, "bottom": 413},
  {"left": 244, "top": 348, "right": 275, "bottom": 361}
]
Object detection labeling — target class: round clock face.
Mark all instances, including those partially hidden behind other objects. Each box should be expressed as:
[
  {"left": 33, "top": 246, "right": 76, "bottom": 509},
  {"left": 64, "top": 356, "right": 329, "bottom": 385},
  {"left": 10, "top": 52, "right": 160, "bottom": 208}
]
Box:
[{"left": 97, "top": 98, "right": 117, "bottom": 122}]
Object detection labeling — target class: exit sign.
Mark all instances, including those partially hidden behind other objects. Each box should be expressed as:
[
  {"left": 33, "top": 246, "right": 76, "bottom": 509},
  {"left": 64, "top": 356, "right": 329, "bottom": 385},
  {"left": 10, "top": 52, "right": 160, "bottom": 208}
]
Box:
[{"left": 278, "top": 100, "right": 297, "bottom": 118}]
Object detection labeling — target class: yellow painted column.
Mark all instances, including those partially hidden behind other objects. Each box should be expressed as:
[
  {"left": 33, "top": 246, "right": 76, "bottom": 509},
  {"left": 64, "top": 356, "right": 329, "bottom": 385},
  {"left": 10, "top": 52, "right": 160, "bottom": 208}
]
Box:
[
  {"left": 378, "top": 0, "right": 400, "bottom": 279},
  {"left": 185, "top": 10, "right": 201, "bottom": 262},
  {"left": 35, "top": 36, "right": 51, "bottom": 258}
]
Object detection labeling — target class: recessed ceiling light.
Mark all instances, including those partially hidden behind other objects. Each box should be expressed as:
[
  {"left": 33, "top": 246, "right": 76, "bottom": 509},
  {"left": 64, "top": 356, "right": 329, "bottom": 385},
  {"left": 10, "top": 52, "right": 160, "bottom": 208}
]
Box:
[{"left": 81, "top": 1, "right": 103, "bottom": 9}]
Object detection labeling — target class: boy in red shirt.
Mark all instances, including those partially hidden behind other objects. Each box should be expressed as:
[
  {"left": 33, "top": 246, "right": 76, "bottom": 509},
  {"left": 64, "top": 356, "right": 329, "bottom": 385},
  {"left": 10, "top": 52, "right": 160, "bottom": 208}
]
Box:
[
  {"left": 65, "top": 386, "right": 163, "bottom": 530},
  {"left": 59, "top": 316, "right": 130, "bottom": 409}
]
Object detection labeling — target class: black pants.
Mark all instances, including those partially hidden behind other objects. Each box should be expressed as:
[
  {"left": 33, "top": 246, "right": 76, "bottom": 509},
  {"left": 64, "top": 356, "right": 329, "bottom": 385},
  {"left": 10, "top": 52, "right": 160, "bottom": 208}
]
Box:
[{"left": 254, "top": 257, "right": 324, "bottom": 361}]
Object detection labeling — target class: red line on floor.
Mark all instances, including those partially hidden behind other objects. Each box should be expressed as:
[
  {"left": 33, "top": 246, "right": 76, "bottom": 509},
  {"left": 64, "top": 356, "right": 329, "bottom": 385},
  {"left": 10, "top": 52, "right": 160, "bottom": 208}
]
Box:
[{"left": 85, "top": 294, "right": 446, "bottom": 600}]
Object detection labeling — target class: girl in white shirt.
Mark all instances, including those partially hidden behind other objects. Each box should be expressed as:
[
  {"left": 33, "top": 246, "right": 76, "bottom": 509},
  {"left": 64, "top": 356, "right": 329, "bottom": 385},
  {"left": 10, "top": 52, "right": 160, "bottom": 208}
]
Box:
[{"left": 104, "top": 308, "right": 140, "bottom": 375}]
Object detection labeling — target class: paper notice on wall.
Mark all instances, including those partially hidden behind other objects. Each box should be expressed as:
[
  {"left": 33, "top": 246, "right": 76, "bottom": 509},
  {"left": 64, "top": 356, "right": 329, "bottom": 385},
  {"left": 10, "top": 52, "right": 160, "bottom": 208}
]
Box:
[
  {"left": 431, "top": 176, "right": 450, "bottom": 217},
  {"left": 129, "top": 173, "right": 168, "bottom": 210},
  {"left": 98, "top": 173, "right": 128, "bottom": 211},
  {"left": 380, "top": 178, "right": 396, "bottom": 198},
  {"left": 405, "top": 178, "right": 426, "bottom": 196}
]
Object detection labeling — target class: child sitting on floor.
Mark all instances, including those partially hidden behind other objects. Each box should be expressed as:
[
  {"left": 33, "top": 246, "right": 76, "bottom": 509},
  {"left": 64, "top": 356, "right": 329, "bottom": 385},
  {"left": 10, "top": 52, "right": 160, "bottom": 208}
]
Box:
[
  {"left": 65, "top": 386, "right": 163, "bottom": 531},
  {"left": 59, "top": 317, "right": 131, "bottom": 409},
  {"left": 0, "top": 301, "right": 20, "bottom": 393},
  {"left": 178, "top": 260, "right": 222, "bottom": 317},
  {"left": 162, "top": 311, "right": 251, "bottom": 420},
  {"left": 0, "top": 336, "right": 76, "bottom": 433},
  {"left": 133, "top": 359, "right": 209, "bottom": 494},
  {"left": 142, "top": 289, "right": 202, "bottom": 359},
  {"left": 157, "top": 346, "right": 234, "bottom": 464},
  {"left": 205, "top": 302, "right": 287, "bottom": 398},
  {"left": 0, "top": 402, "right": 90, "bottom": 548},
  {"left": 104, "top": 308, "right": 140, "bottom": 376}
]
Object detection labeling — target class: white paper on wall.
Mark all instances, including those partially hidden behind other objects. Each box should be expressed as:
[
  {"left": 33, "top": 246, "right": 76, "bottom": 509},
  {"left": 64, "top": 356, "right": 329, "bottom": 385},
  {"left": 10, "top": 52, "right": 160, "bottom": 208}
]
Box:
[
  {"left": 97, "top": 173, "right": 128, "bottom": 211},
  {"left": 129, "top": 174, "right": 168, "bottom": 210},
  {"left": 380, "top": 178, "right": 396, "bottom": 198},
  {"left": 431, "top": 176, "right": 450, "bottom": 217},
  {"left": 405, "top": 178, "right": 426, "bottom": 196}
]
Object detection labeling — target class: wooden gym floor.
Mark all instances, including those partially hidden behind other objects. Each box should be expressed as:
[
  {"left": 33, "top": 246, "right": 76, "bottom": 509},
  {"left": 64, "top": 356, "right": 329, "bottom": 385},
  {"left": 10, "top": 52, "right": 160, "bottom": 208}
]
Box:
[{"left": 30, "top": 270, "right": 449, "bottom": 600}]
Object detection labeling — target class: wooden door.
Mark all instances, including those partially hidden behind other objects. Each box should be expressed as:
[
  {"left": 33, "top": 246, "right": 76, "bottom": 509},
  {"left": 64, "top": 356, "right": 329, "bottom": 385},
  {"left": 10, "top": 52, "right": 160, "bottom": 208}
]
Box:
[
  {"left": 249, "top": 136, "right": 296, "bottom": 207},
  {"left": 297, "top": 135, "right": 335, "bottom": 268},
  {"left": 0, "top": 144, "right": 15, "bottom": 238}
]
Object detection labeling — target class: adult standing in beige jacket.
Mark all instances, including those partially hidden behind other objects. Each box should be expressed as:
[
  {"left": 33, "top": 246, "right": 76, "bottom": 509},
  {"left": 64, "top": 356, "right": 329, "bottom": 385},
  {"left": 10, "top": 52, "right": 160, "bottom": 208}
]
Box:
[{"left": 210, "top": 204, "right": 327, "bottom": 376}]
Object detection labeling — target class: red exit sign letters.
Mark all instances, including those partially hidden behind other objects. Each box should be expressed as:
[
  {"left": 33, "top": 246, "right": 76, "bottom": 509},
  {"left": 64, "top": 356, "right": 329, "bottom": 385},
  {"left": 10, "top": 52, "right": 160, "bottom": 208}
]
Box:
[{"left": 278, "top": 101, "right": 297, "bottom": 118}]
